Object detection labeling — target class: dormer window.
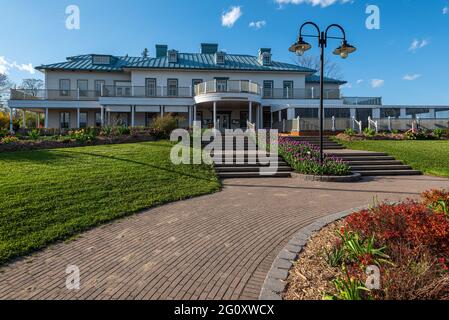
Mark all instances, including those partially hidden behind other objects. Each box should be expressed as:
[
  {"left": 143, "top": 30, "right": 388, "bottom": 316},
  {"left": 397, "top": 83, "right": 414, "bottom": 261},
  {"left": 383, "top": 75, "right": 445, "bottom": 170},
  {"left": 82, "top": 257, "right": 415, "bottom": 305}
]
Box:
[
  {"left": 261, "top": 52, "right": 271, "bottom": 66},
  {"left": 92, "top": 55, "right": 112, "bottom": 65},
  {"left": 258, "top": 48, "right": 272, "bottom": 66},
  {"left": 168, "top": 50, "right": 178, "bottom": 63},
  {"left": 215, "top": 52, "right": 225, "bottom": 65}
]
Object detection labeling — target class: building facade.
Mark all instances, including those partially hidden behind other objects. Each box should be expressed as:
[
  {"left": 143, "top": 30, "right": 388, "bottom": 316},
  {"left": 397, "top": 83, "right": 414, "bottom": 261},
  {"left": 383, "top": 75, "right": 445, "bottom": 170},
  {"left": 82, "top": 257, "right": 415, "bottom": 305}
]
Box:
[{"left": 7, "top": 43, "right": 449, "bottom": 132}]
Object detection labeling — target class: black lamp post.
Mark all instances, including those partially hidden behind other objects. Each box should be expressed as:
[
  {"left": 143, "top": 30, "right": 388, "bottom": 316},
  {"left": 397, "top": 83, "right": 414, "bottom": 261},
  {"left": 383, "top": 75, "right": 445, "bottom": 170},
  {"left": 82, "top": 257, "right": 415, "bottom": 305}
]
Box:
[{"left": 289, "top": 22, "right": 356, "bottom": 164}]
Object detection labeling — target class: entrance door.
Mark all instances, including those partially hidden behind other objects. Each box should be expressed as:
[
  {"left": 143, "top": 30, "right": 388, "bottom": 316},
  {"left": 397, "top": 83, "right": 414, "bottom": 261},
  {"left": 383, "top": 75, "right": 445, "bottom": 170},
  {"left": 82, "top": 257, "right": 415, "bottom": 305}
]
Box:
[
  {"left": 216, "top": 113, "right": 231, "bottom": 130},
  {"left": 356, "top": 108, "right": 373, "bottom": 129}
]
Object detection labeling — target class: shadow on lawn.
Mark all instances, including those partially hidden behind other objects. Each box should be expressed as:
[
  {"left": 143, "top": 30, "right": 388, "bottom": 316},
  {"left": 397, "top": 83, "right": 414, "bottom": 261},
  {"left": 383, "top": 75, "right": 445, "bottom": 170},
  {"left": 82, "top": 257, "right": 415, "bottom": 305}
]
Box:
[{"left": 55, "top": 149, "right": 219, "bottom": 183}]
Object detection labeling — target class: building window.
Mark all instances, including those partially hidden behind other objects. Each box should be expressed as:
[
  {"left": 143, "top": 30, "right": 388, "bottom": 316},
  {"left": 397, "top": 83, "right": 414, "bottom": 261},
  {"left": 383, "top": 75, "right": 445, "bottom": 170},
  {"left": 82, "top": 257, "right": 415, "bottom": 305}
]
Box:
[
  {"left": 59, "top": 79, "right": 71, "bottom": 97},
  {"left": 283, "top": 81, "right": 294, "bottom": 99},
  {"left": 325, "top": 108, "right": 350, "bottom": 118},
  {"left": 95, "top": 112, "right": 102, "bottom": 127},
  {"left": 168, "top": 50, "right": 178, "bottom": 63},
  {"left": 145, "top": 78, "right": 157, "bottom": 97},
  {"left": 77, "top": 80, "right": 89, "bottom": 97},
  {"left": 145, "top": 113, "right": 158, "bottom": 127},
  {"left": 167, "top": 79, "right": 178, "bottom": 96},
  {"left": 60, "top": 112, "right": 70, "bottom": 129},
  {"left": 92, "top": 55, "right": 112, "bottom": 65},
  {"left": 215, "top": 79, "right": 227, "bottom": 92},
  {"left": 215, "top": 52, "right": 225, "bottom": 64},
  {"left": 79, "top": 112, "right": 88, "bottom": 128},
  {"left": 380, "top": 108, "right": 401, "bottom": 119},
  {"left": 436, "top": 108, "right": 449, "bottom": 119},
  {"left": 295, "top": 108, "right": 318, "bottom": 118},
  {"left": 192, "top": 79, "right": 203, "bottom": 95},
  {"left": 115, "top": 81, "right": 132, "bottom": 97},
  {"left": 263, "top": 81, "right": 274, "bottom": 98},
  {"left": 406, "top": 108, "right": 431, "bottom": 119},
  {"left": 94, "top": 80, "right": 105, "bottom": 97}
]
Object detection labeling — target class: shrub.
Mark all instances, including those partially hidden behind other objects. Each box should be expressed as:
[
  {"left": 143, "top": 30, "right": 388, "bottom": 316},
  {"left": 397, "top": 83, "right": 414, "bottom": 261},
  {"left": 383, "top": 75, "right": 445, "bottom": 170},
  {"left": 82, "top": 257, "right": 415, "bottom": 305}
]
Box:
[
  {"left": 100, "top": 126, "right": 113, "bottom": 136},
  {"left": 28, "top": 129, "right": 40, "bottom": 140},
  {"left": 422, "top": 189, "right": 449, "bottom": 218},
  {"left": 150, "top": 115, "right": 178, "bottom": 139},
  {"left": 69, "top": 128, "right": 96, "bottom": 143},
  {"left": 1, "top": 136, "right": 19, "bottom": 144},
  {"left": 433, "top": 128, "right": 444, "bottom": 139},
  {"left": 0, "top": 128, "right": 8, "bottom": 138},
  {"left": 116, "top": 125, "right": 131, "bottom": 136},
  {"left": 325, "top": 269, "right": 371, "bottom": 300},
  {"left": 279, "top": 138, "right": 350, "bottom": 176},
  {"left": 442, "top": 128, "right": 449, "bottom": 139},
  {"left": 363, "top": 128, "right": 376, "bottom": 137},
  {"left": 405, "top": 129, "right": 435, "bottom": 140},
  {"left": 344, "top": 128, "right": 356, "bottom": 136}
]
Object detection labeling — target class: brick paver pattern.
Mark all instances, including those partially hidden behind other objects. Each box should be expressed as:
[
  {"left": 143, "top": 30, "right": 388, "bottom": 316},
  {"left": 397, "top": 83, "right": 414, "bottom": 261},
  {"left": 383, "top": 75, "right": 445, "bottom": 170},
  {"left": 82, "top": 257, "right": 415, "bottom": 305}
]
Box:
[{"left": 1, "top": 175, "right": 448, "bottom": 300}]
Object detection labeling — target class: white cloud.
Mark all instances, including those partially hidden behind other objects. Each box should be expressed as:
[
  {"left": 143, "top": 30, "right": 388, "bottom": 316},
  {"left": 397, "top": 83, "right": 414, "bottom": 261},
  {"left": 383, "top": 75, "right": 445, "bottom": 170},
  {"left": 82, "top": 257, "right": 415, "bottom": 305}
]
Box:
[
  {"left": 249, "top": 20, "right": 266, "bottom": 30},
  {"left": 443, "top": 6, "right": 448, "bottom": 14},
  {"left": 275, "top": 0, "right": 351, "bottom": 8},
  {"left": 403, "top": 74, "right": 421, "bottom": 81},
  {"left": 340, "top": 83, "right": 352, "bottom": 89},
  {"left": 409, "top": 39, "right": 429, "bottom": 52},
  {"left": 356, "top": 79, "right": 364, "bottom": 85},
  {"left": 221, "top": 6, "right": 242, "bottom": 28},
  {"left": 0, "top": 56, "right": 35, "bottom": 75},
  {"left": 370, "top": 79, "right": 384, "bottom": 88}
]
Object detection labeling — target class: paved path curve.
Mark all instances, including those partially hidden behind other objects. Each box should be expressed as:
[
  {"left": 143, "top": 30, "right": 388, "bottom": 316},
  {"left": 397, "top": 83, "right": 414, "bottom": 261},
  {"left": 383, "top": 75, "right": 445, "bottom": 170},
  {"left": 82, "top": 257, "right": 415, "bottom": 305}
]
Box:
[{"left": 1, "top": 175, "right": 448, "bottom": 300}]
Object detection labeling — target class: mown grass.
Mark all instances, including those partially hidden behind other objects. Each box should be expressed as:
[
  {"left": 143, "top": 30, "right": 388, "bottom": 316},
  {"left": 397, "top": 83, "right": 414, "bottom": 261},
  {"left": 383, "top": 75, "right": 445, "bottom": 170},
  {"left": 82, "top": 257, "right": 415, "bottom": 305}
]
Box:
[
  {"left": 0, "top": 141, "right": 220, "bottom": 264},
  {"left": 338, "top": 140, "right": 449, "bottom": 178}
]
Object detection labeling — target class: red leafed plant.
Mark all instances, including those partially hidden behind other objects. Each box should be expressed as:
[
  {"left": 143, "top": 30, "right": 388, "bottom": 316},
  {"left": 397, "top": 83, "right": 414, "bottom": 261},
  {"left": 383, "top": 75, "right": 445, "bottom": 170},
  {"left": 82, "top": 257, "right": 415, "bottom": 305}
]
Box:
[{"left": 344, "top": 201, "right": 449, "bottom": 254}]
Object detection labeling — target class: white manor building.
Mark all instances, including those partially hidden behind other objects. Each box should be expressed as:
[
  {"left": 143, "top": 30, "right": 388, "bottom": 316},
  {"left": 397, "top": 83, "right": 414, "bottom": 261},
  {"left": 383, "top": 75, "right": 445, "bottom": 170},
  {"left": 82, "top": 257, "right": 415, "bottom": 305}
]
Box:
[{"left": 8, "top": 43, "right": 449, "bottom": 132}]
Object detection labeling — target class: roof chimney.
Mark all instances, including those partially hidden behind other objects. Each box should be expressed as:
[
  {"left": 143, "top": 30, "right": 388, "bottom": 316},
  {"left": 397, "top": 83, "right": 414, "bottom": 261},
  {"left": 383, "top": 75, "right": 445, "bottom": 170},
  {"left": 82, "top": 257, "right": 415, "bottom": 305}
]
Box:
[
  {"left": 156, "top": 45, "right": 168, "bottom": 58},
  {"left": 201, "top": 43, "right": 219, "bottom": 54}
]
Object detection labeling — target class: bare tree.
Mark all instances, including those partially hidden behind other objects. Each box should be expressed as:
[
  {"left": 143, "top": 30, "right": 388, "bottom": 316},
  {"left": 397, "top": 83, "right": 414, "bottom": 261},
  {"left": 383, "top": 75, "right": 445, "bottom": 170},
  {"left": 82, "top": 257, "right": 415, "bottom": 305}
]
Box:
[
  {"left": 297, "top": 55, "right": 343, "bottom": 80},
  {"left": 0, "top": 74, "right": 13, "bottom": 111},
  {"left": 21, "top": 78, "right": 44, "bottom": 96}
]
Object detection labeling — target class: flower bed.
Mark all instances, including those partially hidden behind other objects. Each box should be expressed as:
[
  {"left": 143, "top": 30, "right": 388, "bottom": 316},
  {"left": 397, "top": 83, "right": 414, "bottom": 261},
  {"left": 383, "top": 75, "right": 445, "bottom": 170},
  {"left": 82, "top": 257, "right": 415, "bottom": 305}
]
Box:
[
  {"left": 336, "top": 127, "right": 449, "bottom": 142},
  {"left": 279, "top": 137, "right": 350, "bottom": 176},
  {"left": 284, "top": 189, "right": 449, "bottom": 300}
]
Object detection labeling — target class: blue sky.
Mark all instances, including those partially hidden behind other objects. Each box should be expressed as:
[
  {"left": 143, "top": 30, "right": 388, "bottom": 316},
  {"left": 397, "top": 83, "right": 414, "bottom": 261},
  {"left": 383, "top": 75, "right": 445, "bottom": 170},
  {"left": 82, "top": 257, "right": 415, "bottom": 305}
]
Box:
[{"left": 0, "top": 0, "right": 448, "bottom": 105}]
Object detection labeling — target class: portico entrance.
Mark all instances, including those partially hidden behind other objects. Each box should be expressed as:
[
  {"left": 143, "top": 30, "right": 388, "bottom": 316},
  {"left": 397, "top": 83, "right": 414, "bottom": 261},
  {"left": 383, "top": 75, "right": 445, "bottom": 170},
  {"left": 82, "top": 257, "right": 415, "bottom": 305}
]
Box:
[{"left": 216, "top": 112, "right": 231, "bottom": 130}]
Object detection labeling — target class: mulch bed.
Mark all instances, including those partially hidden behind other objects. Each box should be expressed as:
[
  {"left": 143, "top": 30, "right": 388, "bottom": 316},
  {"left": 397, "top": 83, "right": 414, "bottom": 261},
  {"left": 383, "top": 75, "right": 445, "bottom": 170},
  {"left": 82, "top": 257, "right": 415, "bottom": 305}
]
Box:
[
  {"left": 283, "top": 220, "right": 343, "bottom": 300},
  {"left": 0, "top": 135, "right": 157, "bottom": 152}
]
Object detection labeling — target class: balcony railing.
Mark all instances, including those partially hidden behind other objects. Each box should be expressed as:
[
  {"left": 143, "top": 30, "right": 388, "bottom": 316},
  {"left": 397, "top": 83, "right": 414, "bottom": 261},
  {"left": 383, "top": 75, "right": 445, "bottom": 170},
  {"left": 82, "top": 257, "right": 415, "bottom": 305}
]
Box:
[
  {"left": 10, "top": 86, "right": 194, "bottom": 101},
  {"left": 262, "top": 88, "right": 341, "bottom": 100},
  {"left": 343, "top": 96, "right": 382, "bottom": 105},
  {"left": 194, "top": 80, "right": 261, "bottom": 96}
]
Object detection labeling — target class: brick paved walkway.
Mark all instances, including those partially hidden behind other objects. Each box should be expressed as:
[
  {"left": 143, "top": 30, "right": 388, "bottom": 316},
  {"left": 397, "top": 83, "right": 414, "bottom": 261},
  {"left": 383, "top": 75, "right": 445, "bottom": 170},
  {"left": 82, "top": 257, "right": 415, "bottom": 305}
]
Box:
[{"left": 1, "top": 175, "right": 448, "bottom": 300}]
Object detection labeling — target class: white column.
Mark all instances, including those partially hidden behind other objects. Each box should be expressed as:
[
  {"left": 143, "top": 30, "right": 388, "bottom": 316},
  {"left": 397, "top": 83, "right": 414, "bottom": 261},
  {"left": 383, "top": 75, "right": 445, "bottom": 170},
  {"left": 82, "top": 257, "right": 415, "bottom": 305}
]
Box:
[
  {"left": 350, "top": 108, "right": 357, "bottom": 119},
  {"left": 278, "top": 110, "right": 281, "bottom": 122},
  {"left": 400, "top": 108, "right": 407, "bottom": 119},
  {"left": 193, "top": 105, "right": 197, "bottom": 123},
  {"left": 287, "top": 108, "right": 295, "bottom": 120},
  {"left": 188, "top": 105, "right": 193, "bottom": 127},
  {"left": 248, "top": 101, "right": 252, "bottom": 123},
  {"left": 22, "top": 110, "right": 26, "bottom": 128},
  {"left": 131, "top": 105, "right": 135, "bottom": 127},
  {"left": 213, "top": 101, "right": 217, "bottom": 130},
  {"left": 44, "top": 108, "right": 49, "bottom": 129},
  {"left": 9, "top": 108, "right": 14, "bottom": 133},
  {"left": 160, "top": 105, "right": 164, "bottom": 118},
  {"left": 36, "top": 112, "right": 40, "bottom": 128},
  {"left": 101, "top": 106, "right": 105, "bottom": 127},
  {"left": 76, "top": 108, "right": 80, "bottom": 128}
]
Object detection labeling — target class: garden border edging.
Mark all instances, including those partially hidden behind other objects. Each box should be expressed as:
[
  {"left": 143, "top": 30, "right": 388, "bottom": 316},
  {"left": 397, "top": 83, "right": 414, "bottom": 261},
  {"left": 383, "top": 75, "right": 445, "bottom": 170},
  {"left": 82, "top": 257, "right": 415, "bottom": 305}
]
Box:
[
  {"left": 291, "top": 172, "right": 362, "bottom": 182},
  {"left": 259, "top": 205, "right": 369, "bottom": 300}
]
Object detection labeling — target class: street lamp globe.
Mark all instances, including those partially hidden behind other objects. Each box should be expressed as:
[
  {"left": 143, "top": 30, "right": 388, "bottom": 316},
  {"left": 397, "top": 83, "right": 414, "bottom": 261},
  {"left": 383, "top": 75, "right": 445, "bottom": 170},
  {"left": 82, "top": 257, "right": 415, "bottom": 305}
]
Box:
[
  {"left": 289, "top": 37, "right": 312, "bottom": 56},
  {"left": 333, "top": 40, "right": 356, "bottom": 59}
]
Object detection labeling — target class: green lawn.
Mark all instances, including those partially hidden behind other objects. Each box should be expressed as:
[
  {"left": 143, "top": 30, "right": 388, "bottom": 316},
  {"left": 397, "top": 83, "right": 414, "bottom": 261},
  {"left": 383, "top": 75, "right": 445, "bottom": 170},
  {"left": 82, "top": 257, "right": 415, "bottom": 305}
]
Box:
[
  {"left": 338, "top": 140, "right": 449, "bottom": 178},
  {"left": 0, "top": 141, "right": 220, "bottom": 264}
]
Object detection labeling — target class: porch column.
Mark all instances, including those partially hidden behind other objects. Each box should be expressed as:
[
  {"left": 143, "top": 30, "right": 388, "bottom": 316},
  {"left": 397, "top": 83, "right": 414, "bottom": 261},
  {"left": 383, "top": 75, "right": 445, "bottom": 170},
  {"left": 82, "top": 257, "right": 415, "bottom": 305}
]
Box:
[
  {"left": 213, "top": 101, "right": 217, "bottom": 130},
  {"left": 160, "top": 105, "right": 164, "bottom": 118},
  {"left": 131, "top": 105, "right": 135, "bottom": 127},
  {"left": 248, "top": 101, "right": 252, "bottom": 123},
  {"left": 278, "top": 110, "right": 281, "bottom": 122},
  {"left": 22, "top": 110, "right": 26, "bottom": 128},
  {"left": 256, "top": 105, "right": 260, "bottom": 129},
  {"left": 36, "top": 112, "right": 40, "bottom": 128},
  {"left": 44, "top": 108, "right": 49, "bottom": 129},
  {"left": 193, "top": 104, "right": 197, "bottom": 123},
  {"left": 9, "top": 108, "right": 14, "bottom": 133},
  {"left": 188, "top": 105, "right": 193, "bottom": 127},
  {"left": 76, "top": 108, "right": 81, "bottom": 128},
  {"left": 100, "top": 106, "right": 105, "bottom": 127}
]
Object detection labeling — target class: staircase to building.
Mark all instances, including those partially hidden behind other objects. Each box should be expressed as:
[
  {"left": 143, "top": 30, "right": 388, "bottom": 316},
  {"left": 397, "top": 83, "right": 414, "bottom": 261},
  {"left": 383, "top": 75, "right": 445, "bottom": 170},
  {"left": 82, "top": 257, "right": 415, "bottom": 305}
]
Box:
[
  {"left": 290, "top": 136, "right": 345, "bottom": 150},
  {"left": 207, "top": 134, "right": 293, "bottom": 179}
]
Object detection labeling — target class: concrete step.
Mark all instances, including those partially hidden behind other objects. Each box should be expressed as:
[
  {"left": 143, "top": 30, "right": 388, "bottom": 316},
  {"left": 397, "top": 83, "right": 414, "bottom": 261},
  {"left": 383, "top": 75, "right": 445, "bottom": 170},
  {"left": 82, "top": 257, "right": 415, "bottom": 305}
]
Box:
[
  {"left": 217, "top": 171, "right": 292, "bottom": 179},
  {"left": 327, "top": 152, "right": 389, "bottom": 157},
  {"left": 350, "top": 165, "right": 413, "bottom": 171},
  {"left": 345, "top": 160, "right": 403, "bottom": 165},
  {"left": 338, "top": 156, "right": 396, "bottom": 161},
  {"left": 354, "top": 170, "right": 422, "bottom": 176},
  {"left": 215, "top": 166, "right": 293, "bottom": 173},
  {"left": 215, "top": 162, "right": 289, "bottom": 167}
]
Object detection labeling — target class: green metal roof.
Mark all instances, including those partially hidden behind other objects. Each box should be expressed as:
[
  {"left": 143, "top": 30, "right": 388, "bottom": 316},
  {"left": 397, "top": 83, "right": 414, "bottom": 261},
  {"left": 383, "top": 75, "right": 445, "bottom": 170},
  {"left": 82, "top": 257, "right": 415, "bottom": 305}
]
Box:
[
  {"left": 36, "top": 53, "right": 316, "bottom": 73},
  {"left": 305, "top": 75, "right": 347, "bottom": 85}
]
